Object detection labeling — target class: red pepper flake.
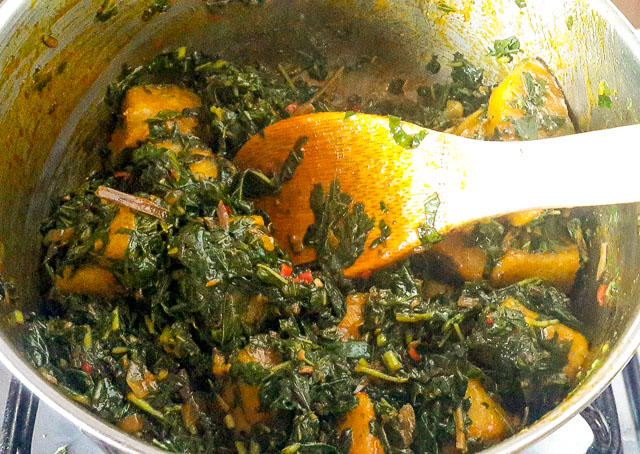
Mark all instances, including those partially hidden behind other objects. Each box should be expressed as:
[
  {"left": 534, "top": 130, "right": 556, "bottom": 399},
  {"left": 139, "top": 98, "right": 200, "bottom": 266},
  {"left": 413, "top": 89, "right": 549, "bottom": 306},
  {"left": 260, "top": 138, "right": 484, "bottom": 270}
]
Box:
[
  {"left": 285, "top": 103, "right": 298, "bottom": 114},
  {"left": 114, "top": 171, "right": 131, "bottom": 179},
  {"left": 280, "top": 264, "right": 293, "bottom": 278},
  {"left": 152, "top": 39, "right": 164, "bottom": 50},
  {"left": 359, "top": 270, "right": 372, "bottom": 280},
  {"left": 169, "top": 169, "right": 176, "bottom": 179},
  {"left": 597, "top": 284, "right": 608, "bottom": 306},
  {"left": 224, "top": 205, "right": 232, "bottom": 215},
  {"left": 408, "top": 347, "right": 421, "bottom": 362},
  {"left": 81, "top": 362, "right": 94, "bottom": 375},
  {"left": 296, "top": 270, "right": 313, "bottom": 284},
  {"left": 486, "top": 317, "right": 494, "bottom": 325},
  {"left": 209, "top": 14, "right": 223, "bottom": 21}
]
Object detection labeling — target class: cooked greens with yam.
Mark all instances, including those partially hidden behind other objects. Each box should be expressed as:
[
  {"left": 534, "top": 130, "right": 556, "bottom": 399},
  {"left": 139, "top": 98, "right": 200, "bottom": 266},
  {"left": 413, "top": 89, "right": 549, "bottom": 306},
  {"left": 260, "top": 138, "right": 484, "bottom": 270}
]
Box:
[{"left": 16, "top": 49, "right": 596, "bottom": 453}]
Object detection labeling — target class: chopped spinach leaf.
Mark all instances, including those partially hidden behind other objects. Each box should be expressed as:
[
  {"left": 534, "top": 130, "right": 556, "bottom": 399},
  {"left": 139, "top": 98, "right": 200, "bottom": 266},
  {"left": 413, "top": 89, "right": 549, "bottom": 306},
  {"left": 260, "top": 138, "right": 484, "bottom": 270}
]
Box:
[
  {"left": 370, "top": 219, "right": 392, "bottom": 249},
  {"left": 416, "top": 193, "right": 443, "bottom": 245},
  {"left": 303, "top": 179, "right": 375, "bottom": 272},
  {"left": 488, "top": 36, "right": 521, "bottom": 63},
  {"left": 388, "top": 115, "right": 428, "bottom": 149}
]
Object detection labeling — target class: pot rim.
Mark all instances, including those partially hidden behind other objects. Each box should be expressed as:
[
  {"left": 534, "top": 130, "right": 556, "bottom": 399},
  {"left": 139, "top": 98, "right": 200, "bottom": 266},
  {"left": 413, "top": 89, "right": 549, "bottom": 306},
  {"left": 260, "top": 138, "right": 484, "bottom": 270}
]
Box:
[{"left": 0, "top": 0, "right": 639, "bottom": 453}]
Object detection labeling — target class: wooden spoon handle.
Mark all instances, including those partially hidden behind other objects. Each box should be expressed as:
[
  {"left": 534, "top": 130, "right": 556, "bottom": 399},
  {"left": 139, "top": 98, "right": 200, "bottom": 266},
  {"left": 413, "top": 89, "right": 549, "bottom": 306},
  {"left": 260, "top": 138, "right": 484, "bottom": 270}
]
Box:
[{"left": 436, "top": 123, "right": 640, "bottom": 231}]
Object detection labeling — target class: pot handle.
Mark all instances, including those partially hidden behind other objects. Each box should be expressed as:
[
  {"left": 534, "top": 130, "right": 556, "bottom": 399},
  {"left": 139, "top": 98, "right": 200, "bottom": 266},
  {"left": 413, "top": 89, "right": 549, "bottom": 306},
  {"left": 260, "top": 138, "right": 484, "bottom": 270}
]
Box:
[
  {"left": 582, "top": 385, "right": 621, "bottom": 454},
  {"left": 1, "top": 377, "right": 39, "bottom": 454}
]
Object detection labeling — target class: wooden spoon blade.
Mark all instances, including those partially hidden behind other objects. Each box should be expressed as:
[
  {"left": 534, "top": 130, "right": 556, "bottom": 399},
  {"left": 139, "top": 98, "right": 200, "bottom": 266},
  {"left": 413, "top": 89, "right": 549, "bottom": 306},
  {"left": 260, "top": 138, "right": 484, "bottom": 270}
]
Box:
[{"left": 234, "top": 112, "right": 455, "bottom": 277}]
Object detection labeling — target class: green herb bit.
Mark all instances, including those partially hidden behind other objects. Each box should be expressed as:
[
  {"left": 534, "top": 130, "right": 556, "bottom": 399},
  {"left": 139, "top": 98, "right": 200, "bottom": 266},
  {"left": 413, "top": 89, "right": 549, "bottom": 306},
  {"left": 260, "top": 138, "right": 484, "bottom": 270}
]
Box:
[
  {"left": 344, "top": 111, "right": 357, "bottom": 119},
  {"left": 236, "top": 442, "right": 248, "bottom": 454},
  {"left": 395, "top": 312, "right": 433, "bottom": 322},
  {"left": 598, "top": 80, "right": 613, "bottom": 109},
  {"left": 13, "top": 310, "right": 24, "bottom": 324},
  {"left": 426, "top": 55, "right": 441, "bottom": 74},
  {"left": 387, "top": 115, "right": 428, "bottom": 149},
  {"left": 256, "top": 264, "right": 289, "bottom": 288},
  {"left": 54, "top": 446, "right": 68, "bottom": 454},
  {"left": 83, "top": 326, "right": 92, "bottom": 349},
  {"left": 416, "top": 193, "right": 443, "bottom": 245},
  {"left": 142, "top": 0, "right": 172, "bottom": 21},
  {"left": 515, "top": 0, "right": 526, "bottom": 7},
  {"left": 437, "top": 3, "right": 457, "bottom": 13},
  {"left": 380, "top": 201, "right": 389, "bottom": 213},
  {"left": 525, "top": 317, "right": 559, "bottom": 328},
  {"left": 354, "top": 364, "right": 409, "bottom": 383},
  {"left": 96, "top": 0, "right": 118, "bottom": 21},
  {"left": 488, "top": 37, "right": 521, "bottom": 63},
  {"left": 376, "top": 333, "right": 387, "bottom": 346},
  {"left": 127, "top": 393, "right": 167, "bottom": 422},
  {"left": 111, "top": 307, "right": 120, "bottom": 332},
  {"left": 282, "top": 443, "right": 302, "bottom": 454},
  {"left": 370, "top": 219, "right": 391, "bottom": 249},
  {"left": 382, "top": 350, "right": 402, "bottom": 372}
]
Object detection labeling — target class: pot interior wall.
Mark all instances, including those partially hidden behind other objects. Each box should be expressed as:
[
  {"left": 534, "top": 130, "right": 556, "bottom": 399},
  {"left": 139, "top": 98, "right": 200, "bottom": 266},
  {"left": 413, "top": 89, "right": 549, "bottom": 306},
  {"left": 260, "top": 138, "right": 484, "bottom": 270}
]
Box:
[{"left": 0, "top": 0, "right": 639, "bottom": 452}]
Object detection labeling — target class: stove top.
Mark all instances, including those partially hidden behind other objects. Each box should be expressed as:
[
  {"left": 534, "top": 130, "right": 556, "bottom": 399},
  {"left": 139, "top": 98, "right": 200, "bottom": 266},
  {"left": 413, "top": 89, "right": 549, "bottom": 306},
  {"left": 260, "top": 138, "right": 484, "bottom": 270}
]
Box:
[{"left": 1, "top": 355, "right": 639, "bottom": 454}]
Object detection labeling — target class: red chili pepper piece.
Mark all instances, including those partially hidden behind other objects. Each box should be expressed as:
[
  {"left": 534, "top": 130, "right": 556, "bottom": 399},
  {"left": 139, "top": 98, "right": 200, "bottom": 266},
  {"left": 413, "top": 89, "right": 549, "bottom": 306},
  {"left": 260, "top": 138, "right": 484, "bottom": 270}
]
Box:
[
  {"left": 169, "top": 169, "right": 176, "bottom": 179},
  {"left": 486, "top": 317, "right": 494, "bottom": 325},
  {"left": 408, "top": 347, "right": 421, "bottom": 362},
  {"left": 280, "top": 264, "right": 293, "bottom": 277},
  {"left": 296, "top": 270, "right": 313, "bottom": 284},
  {"left": 81, "top": 362, "right": 94, "bottom": 375},
  {"left": 224, "top": 205, "right": 232, "bottom": 215},
  {"left": 359, "top": 270, "right": 372, "bottom": 280},
  {"left": 114, "top": 171, "right": 131, "bottom": 179},
  {"left": 597, "top": 284, "right": 608, "bottom": 306}
]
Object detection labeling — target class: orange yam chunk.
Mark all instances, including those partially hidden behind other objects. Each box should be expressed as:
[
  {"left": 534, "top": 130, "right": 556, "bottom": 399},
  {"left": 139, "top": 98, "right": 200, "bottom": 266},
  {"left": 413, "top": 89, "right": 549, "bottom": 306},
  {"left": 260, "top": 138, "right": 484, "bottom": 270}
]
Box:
[
  {"left": 544, "top": 323, "right": 589, "bottom": 380},
  {"left": 465, "top": 379, "right": 508, "bottom": 442},
  {"left": 104, "top": 207, "right": 136, "bottom": 260},
  {"left": 339, "top": 393, "right": 384, "bottom": 454},
  {"left": 55, "top": 266, "right": 120, "bottom": 295},
  {"left": 430, "top": 232, "right": 486, "bottom": 281},
  {"left": 501, "top": 297, "right": 588, "bottom": 380},
  {"left": 490, "top": 246, "right": 580, "bottom": 292},
  {"left": 228, "top": 345, "right": 281, "bottom": 433},
  {"left": 485, "top": 59, "right": 574, "bottom": 140},
  {"left": 338, "top": 293, "right": 368, "bottom": 340},
  {"left": 109, "top": 85, "right": 202, "bottom": 154}
]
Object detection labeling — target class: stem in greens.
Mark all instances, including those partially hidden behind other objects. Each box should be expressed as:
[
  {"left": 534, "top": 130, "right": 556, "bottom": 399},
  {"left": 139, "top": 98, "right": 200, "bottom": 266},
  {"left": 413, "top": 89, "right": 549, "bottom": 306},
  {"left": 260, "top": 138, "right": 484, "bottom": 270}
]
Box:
[
  {"left": 525, "top": 317, "right": 559, "bottom": 328},
  {"left": 127, "top": 393, "right": 167, "bottom": 423},
  {"left": 354, "top": 364, "right": 409, "bottom": 383},
  {"left": 395, "top": 312, "right": 433, "bottom": 323}
]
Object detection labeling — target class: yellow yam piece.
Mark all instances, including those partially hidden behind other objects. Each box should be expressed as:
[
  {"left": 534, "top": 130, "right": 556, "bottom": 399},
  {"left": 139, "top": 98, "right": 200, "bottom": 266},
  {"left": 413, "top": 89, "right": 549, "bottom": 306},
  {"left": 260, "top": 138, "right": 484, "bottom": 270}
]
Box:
[
  {"left": 229, "top": 215, "right": 265, "bottom": 227},
  {"left": 505, "top": 209, "right": 545, "bottom": 227},
  {"left": 338, "top": 293, "right": 368, "bottom": 340},
  {"left": 502, "top": 297, "right": 588, "bottom": 380},
  {"left": 430, "top": 232, "right": 486, "bottom": 281},
  {"left": 189, "top": 159, "right": 218, "bottom": 180},
  {"left": 104, "top": 207, "right": 136, "bottom": 260},
  {"left": 465, "top": 379, "right": 508, "bottom": 442},
  {"left": 109, "top": 85, "right": 202, "bottom": 155},
  {"left": 339, "top": 392, "right": 384, "bottom": 454},
  {"left": 490, "top": 246, "right": 580, "bottom": 292},
  {"left": 55, "top": 266, "right": 119, "bottom": 295},
  {"left": 485, "top": 59, "right": 574, "bottom": 140},
  {"left": 450, "top": 108, "right": 486, "bottom": 138}
]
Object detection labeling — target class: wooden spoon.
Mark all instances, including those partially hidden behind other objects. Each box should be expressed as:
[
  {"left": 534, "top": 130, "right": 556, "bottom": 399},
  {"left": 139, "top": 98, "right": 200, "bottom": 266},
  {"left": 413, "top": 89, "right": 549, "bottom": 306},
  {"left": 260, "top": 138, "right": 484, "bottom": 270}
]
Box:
[{"left": 234, "top": 112, "right": 640, "bottom": 278}]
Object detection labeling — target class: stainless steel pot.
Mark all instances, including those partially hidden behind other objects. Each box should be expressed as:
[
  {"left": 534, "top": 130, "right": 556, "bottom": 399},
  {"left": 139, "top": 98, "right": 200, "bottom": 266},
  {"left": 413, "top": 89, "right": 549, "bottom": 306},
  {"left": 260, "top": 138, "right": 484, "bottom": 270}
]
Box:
[{"left": 0, "top": 0, "right": 639, "bottom": 452}]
